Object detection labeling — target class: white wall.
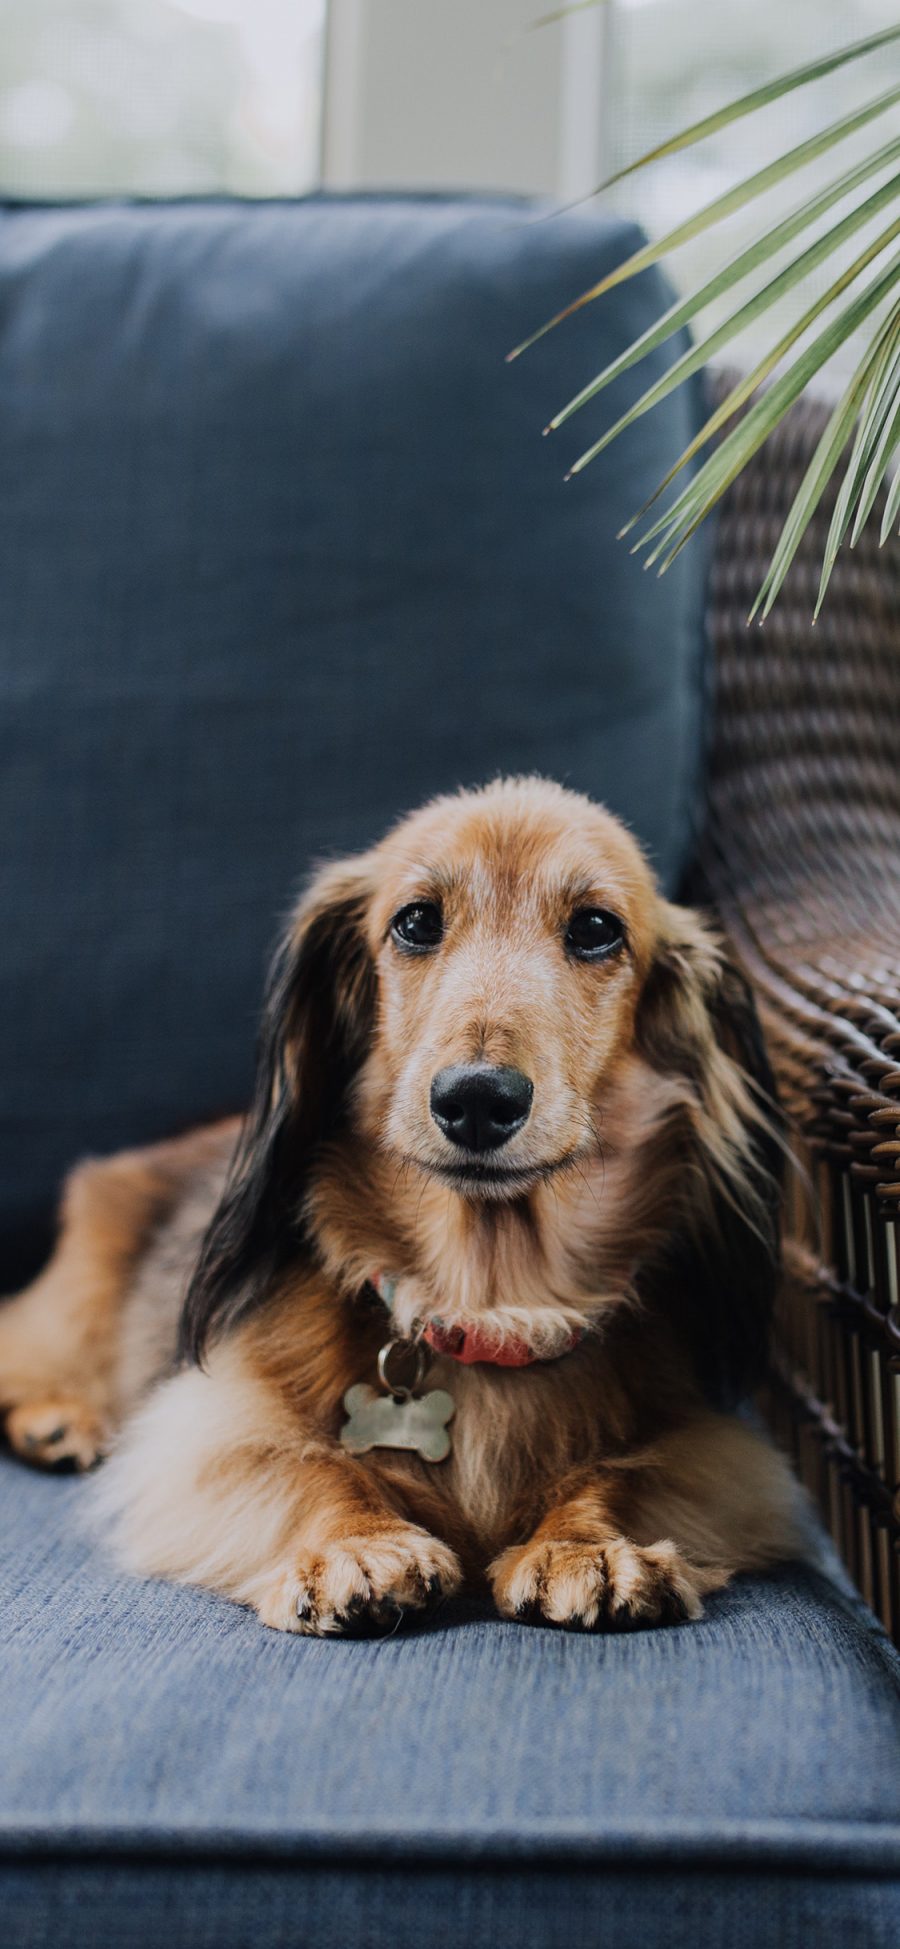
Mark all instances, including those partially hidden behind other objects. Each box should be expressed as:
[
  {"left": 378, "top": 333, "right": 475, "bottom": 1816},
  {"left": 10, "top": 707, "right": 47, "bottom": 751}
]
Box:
[{"left": 323, "top": 0, "right": 609, "bottom": 202}]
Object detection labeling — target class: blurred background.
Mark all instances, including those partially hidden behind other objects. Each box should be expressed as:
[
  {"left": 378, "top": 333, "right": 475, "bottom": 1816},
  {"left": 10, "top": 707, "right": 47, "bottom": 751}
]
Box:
[{"left": 2, "top": 0, "right": 900, "bottom": 379}]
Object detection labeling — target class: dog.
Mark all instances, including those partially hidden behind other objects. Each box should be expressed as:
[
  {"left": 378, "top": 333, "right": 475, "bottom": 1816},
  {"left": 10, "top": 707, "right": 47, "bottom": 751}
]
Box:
[{"left": 0, "top": 777, "right": 802, "bottom": 1634}]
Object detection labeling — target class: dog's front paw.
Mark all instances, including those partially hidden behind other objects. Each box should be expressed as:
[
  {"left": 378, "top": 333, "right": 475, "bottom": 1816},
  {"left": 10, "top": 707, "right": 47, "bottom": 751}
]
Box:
[
  {"left": 254, "top": 1525, "right": 462, "bottom": 1636},
  {"left": 5, "top": 1397, "right": 107, "bottom": 1472},
  {"left": 490, "top": 1533, "right": 725, "bottom": 1631}
]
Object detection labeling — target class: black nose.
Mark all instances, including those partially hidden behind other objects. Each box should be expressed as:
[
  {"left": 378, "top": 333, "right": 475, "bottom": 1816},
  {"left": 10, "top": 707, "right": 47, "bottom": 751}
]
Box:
[{"left": 429, "top": 1064, "right": 534, "bottom": 1153}]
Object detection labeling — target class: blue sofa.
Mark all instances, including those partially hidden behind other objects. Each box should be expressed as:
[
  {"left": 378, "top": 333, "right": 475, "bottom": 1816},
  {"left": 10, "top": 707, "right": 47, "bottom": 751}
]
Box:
[{"left": 1, "top": 194, "right": 898, "bottom": 1947}]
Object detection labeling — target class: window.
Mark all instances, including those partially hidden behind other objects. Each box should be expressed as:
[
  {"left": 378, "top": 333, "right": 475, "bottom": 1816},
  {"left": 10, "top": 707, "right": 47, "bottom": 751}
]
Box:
[
  {"left": 598, "top": 0, "right": 900, "bottom": 380},
  {"left": 4, "top": 0, "right": 898, "bottom": 386},
  {"left": 0, "top": 0, "right": 326, "bottom": 198}
]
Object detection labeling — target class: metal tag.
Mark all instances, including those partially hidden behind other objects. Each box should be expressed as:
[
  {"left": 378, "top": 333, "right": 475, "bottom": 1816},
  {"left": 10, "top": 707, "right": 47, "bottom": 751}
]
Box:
[{"left": 340, "top": 1382, "right": 455, "bottom": 1463}]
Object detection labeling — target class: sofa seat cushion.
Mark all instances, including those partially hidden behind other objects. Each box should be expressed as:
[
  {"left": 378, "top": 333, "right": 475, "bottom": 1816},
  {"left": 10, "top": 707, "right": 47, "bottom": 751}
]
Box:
[
  {"left": 0, "top": 194, "right": 709, "bottom": 1286},
  {"left": 1, "top": 1460, "right": 898, "bottom": 1947}
]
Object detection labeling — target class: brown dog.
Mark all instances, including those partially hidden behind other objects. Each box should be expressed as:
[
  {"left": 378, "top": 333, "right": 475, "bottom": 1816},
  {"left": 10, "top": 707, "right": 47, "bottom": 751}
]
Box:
[{"left": 0, "top": 778, "right": 802, "bottom": 1633}]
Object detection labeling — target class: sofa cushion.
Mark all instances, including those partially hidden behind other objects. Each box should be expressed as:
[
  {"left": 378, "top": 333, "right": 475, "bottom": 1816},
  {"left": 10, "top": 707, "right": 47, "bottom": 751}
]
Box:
[
  {"left": 0, "top": 194, "right": 708, "bottom": 1283},
  {"left": 1, "top": 1460, "right": 898, "bottom": 1948}
]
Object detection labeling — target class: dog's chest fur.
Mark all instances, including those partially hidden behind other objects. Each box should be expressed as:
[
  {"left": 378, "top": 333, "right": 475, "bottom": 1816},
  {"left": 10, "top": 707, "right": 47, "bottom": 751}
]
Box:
[
  {"left": 115, "top": 1155, "right": 637, "bottom": 1561},
  {"left": 369, "top": 1344, "right": 625, "bottom": 1553}
]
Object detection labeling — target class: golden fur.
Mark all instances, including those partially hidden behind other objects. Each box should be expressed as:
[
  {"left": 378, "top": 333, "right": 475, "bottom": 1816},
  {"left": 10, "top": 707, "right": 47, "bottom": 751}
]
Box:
[{"left": 0, "top": 778, "right": 803, "bottom": 1633}]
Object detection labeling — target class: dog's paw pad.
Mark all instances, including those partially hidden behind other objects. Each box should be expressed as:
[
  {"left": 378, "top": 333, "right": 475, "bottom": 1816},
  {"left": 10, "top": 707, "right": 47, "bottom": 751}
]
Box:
[{"left": 5, "top": 1398, "right": 106, "bottom": 1472}]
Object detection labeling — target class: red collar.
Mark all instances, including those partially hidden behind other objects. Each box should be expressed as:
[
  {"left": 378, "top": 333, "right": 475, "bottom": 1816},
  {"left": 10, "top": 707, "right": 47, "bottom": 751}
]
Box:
[{"left": 367, "top": 1274, "right": 581, "bottom": 1368}]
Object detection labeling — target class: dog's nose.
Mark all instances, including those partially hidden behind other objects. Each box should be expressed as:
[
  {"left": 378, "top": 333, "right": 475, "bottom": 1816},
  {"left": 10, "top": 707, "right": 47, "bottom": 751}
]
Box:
[{"left": 430, "top": 1064, "right": 534, "bottom": 1153}]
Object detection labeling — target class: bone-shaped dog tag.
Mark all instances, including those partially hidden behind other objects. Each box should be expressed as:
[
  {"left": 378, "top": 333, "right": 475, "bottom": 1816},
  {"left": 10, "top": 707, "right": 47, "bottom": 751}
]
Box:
[{"left": 340, "top": 1383, "right": 454, "bottom": 1463}]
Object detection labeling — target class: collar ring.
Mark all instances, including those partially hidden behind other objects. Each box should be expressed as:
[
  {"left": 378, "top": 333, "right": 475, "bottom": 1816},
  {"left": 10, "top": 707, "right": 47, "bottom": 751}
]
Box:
[{"left": 377, "top": 1338, "right": 429, "bottom": 1402}]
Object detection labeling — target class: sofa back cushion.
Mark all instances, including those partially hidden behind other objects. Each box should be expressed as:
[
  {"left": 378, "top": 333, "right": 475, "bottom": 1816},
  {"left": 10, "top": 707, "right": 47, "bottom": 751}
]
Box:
[{"left": 0, "top": 195, "right": 708, "bottom": 1280}]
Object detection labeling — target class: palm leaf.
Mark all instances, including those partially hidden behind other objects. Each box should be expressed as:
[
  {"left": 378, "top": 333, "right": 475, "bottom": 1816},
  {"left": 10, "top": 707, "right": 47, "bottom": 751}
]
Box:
[
  {"left": 545, "top": 134, "right": 900, "bottom": 433},
  {"left": 630, "top": 244, "right": 900, "bottom": 574},
  {"left": 811, "top": 324, "right": 900, "bottom": 600},
  {"left": 617, "top": 302, "right": 900, "bottom": 548},
  {"left": 879, "top": 442, "right": 900, "bottom": 540},
  {"left": 508, "top": 81, "right": 900, "bottom": 360},
  {"left": 515, "top": 19, "right": 900, "bottom": 614},
  {"left": 562, "top": 184, "right": 900, "bottom": 477},
  {"left": 848, "top": 341, "right": 900, "bottom": 546},
  {"left": 750, "top": 320, "right": 899, "bottom": 621},
  {"left": 813, "top": 315, "right": 900, "bottom": 602}
]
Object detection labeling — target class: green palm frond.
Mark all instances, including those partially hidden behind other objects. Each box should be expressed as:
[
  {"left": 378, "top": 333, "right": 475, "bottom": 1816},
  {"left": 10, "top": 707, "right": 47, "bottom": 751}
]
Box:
[
  {"left": 515, "top": 22, "right": 900, "bottom": 618},
  {"left": 508, "top": 85, "right": 900, "bottom": 363},
  {"left": 563, "top": 190, "right": 900, "bottom": 476},
  {"left": 750, "top": 300, "right": 900, "bottom": 619},
  {"left": 633, "top": 241, "right": 900, "bottom": 572}
]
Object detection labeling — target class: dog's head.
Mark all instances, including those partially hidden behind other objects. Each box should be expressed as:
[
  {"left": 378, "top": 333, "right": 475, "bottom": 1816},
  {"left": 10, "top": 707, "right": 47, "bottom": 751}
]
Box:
[
  {"left": 360, "top": 777, "right": 660, "bottom": 1195},
  {"left": 181, "top": 778, "right": 781, "bottom": 1399}
]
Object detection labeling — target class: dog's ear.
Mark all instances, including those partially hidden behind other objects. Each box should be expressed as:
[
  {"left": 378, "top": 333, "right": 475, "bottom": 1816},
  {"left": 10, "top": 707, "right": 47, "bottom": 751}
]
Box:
[
  {"left": 179, "top": 856, "right": 376, "bottom": 1364},
  {"left": 635, "top": 904, "right": 783, "bottom": 1406}
]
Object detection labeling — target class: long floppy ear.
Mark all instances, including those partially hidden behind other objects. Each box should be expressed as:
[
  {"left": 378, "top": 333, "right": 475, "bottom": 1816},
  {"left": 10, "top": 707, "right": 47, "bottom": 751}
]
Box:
[
  {"left": 178, "top": 856, "right": 376, "bottom": 1364},
  {"left": 635, "top": 904, "right": 783, "bottom": 1407}
]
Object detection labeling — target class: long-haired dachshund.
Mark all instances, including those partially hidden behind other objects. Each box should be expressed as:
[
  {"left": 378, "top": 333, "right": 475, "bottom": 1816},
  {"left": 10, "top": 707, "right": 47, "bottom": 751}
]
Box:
[{"left": 0, "top": 778, "right": 802, "bottom": 1634}]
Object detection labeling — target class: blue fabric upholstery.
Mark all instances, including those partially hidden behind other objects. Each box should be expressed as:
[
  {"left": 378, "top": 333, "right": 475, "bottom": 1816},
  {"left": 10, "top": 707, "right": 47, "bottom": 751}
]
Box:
[
  {"left": 0, "top": 194, "right": 708, "bottom": 1286},
  {"left": 1, "top": 1461, "right": 899, "bottom": 1946}
]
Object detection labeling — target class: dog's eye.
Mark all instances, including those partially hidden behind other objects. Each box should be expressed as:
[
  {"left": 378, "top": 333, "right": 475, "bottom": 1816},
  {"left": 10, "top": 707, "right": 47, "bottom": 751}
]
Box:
[
  {"left": 391, "top": 901, "right": 444, "bottom": 951},
  {"left": 565, "top": 907, "right": 625, "bottom": 961}
]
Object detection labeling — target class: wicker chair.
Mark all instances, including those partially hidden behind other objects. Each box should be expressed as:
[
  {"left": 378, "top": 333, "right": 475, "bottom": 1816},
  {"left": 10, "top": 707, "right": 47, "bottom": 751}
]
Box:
[{"left": 694, "top": 379, "right": 900, "bottom": 1643}]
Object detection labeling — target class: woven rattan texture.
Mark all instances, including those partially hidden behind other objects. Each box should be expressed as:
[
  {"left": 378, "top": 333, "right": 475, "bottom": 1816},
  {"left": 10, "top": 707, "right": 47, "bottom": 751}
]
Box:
[{"left": 694, "top": 376, "right": 900, "bottom": 1641}]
